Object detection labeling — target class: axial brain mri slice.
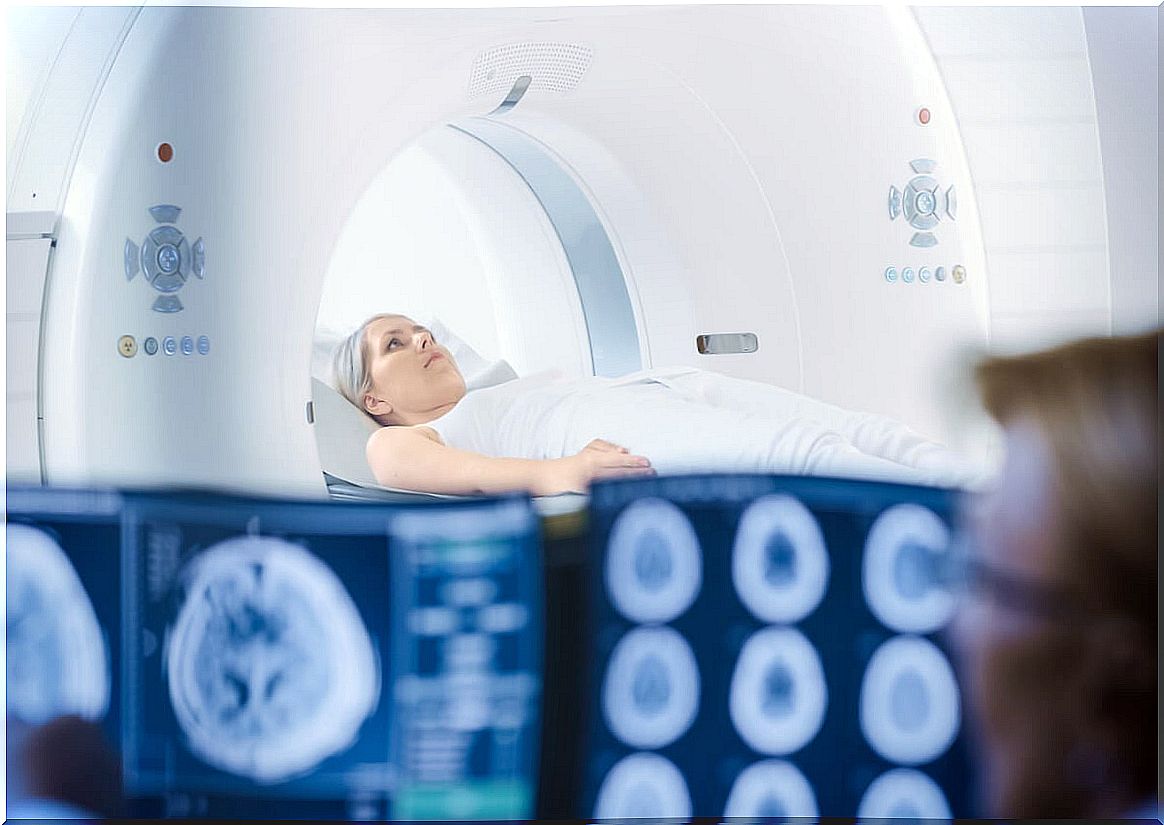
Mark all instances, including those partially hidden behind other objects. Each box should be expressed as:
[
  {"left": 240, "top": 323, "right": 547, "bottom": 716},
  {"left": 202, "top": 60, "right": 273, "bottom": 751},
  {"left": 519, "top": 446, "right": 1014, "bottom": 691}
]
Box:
[
  {"left": 863, "top": 504, "right": 955, "bottom": 634},
  {"left": 724, "top": 759, "right": 819, "bottom": 818},
  {"left": 859, "top": 635, "right": 960, "bottom": 766},
  {"left": 605, "top": 497, "right": 702, "bottom": 624},
  {"left": 593, "top": 752, "right": 693, "bottom": 819},
  {"left": 732, "top": 494, "right": 830, "bottom": 624},
  {"left": 5, "top": 524, "right": 111, "bottom": 724},
  {"left": 601, "top": 625, "right": 700, "bottom": 750},
  {"left": 858, "top": 767, "right": 953, "bottom": 819},
  {"left": 729, "top": 626, "right": 828, "bottom": 756},
  {"left": 165, "top": 535, "right": 378, "bottom": 783}
]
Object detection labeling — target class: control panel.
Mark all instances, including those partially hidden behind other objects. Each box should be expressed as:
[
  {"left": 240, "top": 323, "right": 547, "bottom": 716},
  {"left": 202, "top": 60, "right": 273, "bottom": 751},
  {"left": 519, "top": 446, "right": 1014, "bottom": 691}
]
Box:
[{"left": 124, "top": 204, "right": 205, "bottom": 314}]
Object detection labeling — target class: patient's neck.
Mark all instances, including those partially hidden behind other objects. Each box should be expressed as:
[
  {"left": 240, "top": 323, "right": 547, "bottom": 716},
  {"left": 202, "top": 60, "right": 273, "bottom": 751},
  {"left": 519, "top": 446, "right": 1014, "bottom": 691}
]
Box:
[{"left": 389, "top": 399, "right": 460, "bottom": 427}]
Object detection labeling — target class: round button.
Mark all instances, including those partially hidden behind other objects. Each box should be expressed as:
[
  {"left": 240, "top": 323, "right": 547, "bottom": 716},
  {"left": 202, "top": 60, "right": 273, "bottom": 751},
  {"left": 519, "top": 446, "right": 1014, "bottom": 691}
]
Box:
[
  {"left": 197, "top": 335, "right": 210, "bottom": 355},
  {"left": 884, "top": 267, "right": 898, "bottom": 283},
  {"left": 163, "top": 336, "right": 177, "bottom": 356},
  {"left": 157, "top": 244, "right": 180, "bottom": 274},
  {"left": 180, "top": 336, "right": 194, "bottom": 356},
  {"left": 117, "top": 335, "right": 137, "bottom": 358},
  {"left": 952, "top": 265, "right": 966, "bottom": 284},
  {"left": 143, "top": 337, "right": 159, "bottom": 356},
  {"left": 914, "top": 191, "right": 936, "bottom": 215},
  {"left": 902, "top": 268, "right": 915, "bottom": 284},
  {"left": 918, "top": 267, "right": 931, "bottom": 283},
  {"left": 934, "top": 266, "right": 947, "bottom": 282}
]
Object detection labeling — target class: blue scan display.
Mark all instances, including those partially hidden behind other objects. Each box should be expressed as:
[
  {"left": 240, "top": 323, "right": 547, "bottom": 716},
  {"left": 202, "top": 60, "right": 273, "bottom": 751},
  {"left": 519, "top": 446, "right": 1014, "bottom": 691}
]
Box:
[
  {"left": 584, "top": 474, "right": 974, "bottom": 819},
  {"left": 6, "top": 486, "right": 123, "bottom": 745},
  {"left": 387, "top": 500, "right": 542, "bottom": 819},
  {"left": 118, "top": 491, "right": 541, "bottom": 820},
  {"left": 122, "top": 494, "right": 393, "bottom": 817}
]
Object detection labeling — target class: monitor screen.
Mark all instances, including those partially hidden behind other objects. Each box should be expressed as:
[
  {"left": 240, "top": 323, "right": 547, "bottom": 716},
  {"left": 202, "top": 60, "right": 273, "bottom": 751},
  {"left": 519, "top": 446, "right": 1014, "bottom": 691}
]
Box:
[
  {"left": 6, "top": 486, "right": 123, "bottom": 746},
  {"left": 582, "top": 474, "right": 975, "bottom": 819},
  {"left": 115, "top": 491, "right": 542, "bottom": 819}
]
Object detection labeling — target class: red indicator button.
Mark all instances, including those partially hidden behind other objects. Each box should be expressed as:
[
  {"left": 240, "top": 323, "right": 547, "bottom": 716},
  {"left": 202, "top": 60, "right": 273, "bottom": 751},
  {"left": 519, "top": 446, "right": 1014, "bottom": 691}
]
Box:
[{"left": 917, "top": 107, "right": 932, "bottom": 125}]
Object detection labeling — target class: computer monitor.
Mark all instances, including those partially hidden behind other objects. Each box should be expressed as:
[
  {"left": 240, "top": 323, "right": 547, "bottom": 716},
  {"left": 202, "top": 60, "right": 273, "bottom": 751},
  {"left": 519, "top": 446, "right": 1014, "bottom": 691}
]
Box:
[
  {"left": 6, "top": 486, "right": 123, "bottom": 746},
  {"left": 581, "top": 474, "right": 976, "bottom": 818},
  {"left": 115, "top": 490, "right": 541, "bottom": 819}
]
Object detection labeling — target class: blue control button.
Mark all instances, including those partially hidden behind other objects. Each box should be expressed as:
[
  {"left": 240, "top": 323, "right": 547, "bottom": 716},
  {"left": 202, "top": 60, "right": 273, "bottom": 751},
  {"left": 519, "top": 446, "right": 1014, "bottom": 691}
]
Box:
[
  {"left": 919, "top": 267, "right": 932, "bottom": 283},
  {"left": 192, "top": 238, "right": 205, "bottom": 279},
  {"left": 124, "top": 239, "right": 140, "bottom": 281},
  {"left": 149, "top": 204, "right": 182, "bottom": 224},
  {"left": 157, "top": 243, "right": 180, "bottom": 273},
  {"left": 935, "top": 266, "right": 948, "bottom": 282},
  {"left": 915, "top": 190, "right": 936, "bottom": 215},
  {"left": 910, "top": 158, "right": 937, "bottom": 174},
  {"left": 180, "top": 336, "right": 194, "bottom": 356},
  {"left": 888, "top": 187, "right": 902, "bottom": 221},
  {"left": 162, "top": 336, "right": 177, "bottom": 356},
  {"left": 945, "top": 186, "right": 957, "bottom": 220},
  {"left": 884, "top": 267, "right": 898, "bottom": 283},
  {"left": 152, "top": 295, "right": 183, "bottom": 313},
  {"left": 143, "top": 337, "right": 158, "bottom": 356},
  {"left": 197, "top": 335, "right": 210, "bottom": 355},
  {"left": 910, "top": 231, "right": 938, "bottom": 248},
  {"left": 902, "top": 267, "right": 915, "bottom": 284}
]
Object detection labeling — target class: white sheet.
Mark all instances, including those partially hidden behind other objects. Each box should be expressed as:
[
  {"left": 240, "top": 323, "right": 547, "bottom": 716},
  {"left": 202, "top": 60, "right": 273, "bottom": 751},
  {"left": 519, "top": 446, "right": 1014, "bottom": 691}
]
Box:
[{"left": 421, "top": 368, "right": 988, "bottom": 488}]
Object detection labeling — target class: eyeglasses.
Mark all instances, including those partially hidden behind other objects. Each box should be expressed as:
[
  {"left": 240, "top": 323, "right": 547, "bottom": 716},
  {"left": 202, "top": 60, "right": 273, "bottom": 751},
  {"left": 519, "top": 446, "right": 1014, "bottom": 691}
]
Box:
[{"left": 945, "top": 531, "right": 1078, "bottom": 623}]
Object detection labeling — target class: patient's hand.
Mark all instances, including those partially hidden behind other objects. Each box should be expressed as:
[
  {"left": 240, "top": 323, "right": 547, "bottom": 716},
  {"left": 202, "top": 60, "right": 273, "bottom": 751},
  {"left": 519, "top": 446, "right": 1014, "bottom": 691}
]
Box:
[{"left": 549, "top": 439, "right": 654, "bottom": 494}]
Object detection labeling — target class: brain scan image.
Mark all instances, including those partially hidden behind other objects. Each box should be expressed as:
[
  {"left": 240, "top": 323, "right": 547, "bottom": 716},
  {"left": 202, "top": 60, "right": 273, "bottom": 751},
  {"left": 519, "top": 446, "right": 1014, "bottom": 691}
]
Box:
[
  {"left": 732, "top": 495, "right": 830, "bottom": 624},
  {"left": 593, "top": 752, "right": 692, "bottom": 819},
  {"left": 605, "top": 498, "right": 702, "bottom": 624},
  {"left": 602, "top": 626, "right": 700, "bottom": 750},
  {"left": 863, "top": 504, "right": 954, "bottom": 634},
  {"left": 165, "top": 536, "right": 379, "bottom": 783},
  {"left": 729, "top": 627, "right": 827, "bottom": 756},
  {"left": 857, "top": 767, "right": 952, "bottom": 820},
  {"left": 724, "top": 759, "right": 818, "bottom": 818},
  {"left": 6, "top": 524, "right": 110, "bottom": 724},
  {"left": 860, "top": 635, "right": 960, "bottom": 766}
]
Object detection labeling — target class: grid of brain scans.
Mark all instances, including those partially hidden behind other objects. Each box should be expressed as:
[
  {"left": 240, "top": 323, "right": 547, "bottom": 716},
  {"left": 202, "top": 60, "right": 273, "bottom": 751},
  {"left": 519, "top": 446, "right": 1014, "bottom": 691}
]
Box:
[
  {"left": 6, "top": 487, "right": 123, "bottom": 743},
  {"left": 583, "top": 474, "right": 973, "bottom": 818}
]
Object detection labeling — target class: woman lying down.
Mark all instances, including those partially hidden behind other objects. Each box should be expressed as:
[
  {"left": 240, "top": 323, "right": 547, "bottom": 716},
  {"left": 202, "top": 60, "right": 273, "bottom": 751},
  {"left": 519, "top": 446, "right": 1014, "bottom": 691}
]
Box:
[{"left": 333, "top": 313, "right": 982, "bottom": 497}]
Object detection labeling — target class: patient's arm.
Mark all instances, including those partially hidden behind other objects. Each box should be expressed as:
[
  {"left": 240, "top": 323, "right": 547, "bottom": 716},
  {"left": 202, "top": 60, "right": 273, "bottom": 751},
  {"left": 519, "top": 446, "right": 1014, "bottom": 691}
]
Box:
[{"left": 367, "top": 428, "right": 653, "bottom": 496}]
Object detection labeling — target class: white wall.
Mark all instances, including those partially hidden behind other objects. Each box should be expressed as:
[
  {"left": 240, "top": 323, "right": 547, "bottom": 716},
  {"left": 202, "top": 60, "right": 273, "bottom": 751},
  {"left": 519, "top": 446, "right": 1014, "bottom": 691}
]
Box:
[
  {"left": 914, "top": 7, "right": 1113, "bottom": 353},
  {"left": 1082, "top": 6, "right": 1160, "bottom": 335}
]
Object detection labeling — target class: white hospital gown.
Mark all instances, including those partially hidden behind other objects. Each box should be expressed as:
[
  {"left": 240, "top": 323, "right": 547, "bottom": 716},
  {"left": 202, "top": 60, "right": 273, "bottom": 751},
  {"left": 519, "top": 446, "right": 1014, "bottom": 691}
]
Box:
[{"left": 420, "top": 368, "right": 982, "bottom": 487}]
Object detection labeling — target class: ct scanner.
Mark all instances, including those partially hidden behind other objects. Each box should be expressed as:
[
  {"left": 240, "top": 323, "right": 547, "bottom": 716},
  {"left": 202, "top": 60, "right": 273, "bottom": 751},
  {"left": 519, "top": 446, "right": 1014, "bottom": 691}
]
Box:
[{"left": 8, "top": 4, "right": 1005, "bottom": 497}]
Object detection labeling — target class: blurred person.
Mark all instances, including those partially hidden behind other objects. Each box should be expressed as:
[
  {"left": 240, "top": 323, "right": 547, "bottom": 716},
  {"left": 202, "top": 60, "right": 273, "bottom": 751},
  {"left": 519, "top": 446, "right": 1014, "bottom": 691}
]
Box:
[
  {"left": 6, "top": 714, "right": 124, "bottom": 819},
  {"left": 951, "top": 329, "right": 1159, "bottom": 818}
]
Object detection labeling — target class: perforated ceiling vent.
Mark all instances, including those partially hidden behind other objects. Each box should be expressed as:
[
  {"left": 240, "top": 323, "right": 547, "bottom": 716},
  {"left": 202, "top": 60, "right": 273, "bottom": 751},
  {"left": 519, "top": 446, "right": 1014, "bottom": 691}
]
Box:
[{"left": 469, "top": 42, "right": 593, "bottom": 98}]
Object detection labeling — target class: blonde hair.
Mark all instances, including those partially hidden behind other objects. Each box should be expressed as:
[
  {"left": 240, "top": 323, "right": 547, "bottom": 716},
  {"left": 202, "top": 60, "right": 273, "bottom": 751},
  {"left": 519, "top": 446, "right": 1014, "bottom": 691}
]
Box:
[{"left": 332, "top": 313, "right": 398, "bottom": 426}]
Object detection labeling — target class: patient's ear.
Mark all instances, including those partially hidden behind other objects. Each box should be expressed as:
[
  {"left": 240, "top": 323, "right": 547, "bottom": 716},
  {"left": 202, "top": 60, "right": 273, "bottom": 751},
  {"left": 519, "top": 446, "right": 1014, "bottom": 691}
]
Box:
[{"left": 363, "top": 393, "right": 391, "bottom": 418}]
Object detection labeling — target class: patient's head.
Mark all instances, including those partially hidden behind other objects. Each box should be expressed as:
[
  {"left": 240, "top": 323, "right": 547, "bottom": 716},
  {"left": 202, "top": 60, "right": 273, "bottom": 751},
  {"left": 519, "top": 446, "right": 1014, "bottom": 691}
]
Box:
[
  {"left": 334, "top": 313, "right": 465, "bottom": 426},
  {"left": 952, "top": 329, "right": 1158, "bottom": 817}
]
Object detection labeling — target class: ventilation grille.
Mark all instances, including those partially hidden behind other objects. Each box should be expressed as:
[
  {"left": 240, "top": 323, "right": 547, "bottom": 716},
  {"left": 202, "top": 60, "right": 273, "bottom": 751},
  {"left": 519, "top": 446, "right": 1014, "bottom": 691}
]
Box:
[{"left": 469, "top": 42, "right": 593, "bottom": 98}]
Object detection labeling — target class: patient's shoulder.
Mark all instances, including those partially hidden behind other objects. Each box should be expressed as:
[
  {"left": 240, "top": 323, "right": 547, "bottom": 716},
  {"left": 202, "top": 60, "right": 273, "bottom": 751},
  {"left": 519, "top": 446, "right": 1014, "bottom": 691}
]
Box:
[{"left": 367, "top": 424, "right": 442, "bottom": 453}]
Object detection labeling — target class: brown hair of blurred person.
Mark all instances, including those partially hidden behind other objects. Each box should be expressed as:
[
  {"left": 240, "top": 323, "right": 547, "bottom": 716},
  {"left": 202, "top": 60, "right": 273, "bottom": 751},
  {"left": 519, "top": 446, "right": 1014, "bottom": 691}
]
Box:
[
  {"left": 23, "top": 715, "right": 124, "bottom": 817},
  {"left": 959, "top": 329, "right": 1159, "bottom": 817}
]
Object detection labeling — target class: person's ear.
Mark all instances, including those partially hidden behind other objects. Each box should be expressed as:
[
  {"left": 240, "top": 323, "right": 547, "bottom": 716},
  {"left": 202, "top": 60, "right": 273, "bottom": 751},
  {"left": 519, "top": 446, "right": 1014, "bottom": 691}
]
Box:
[{"left": 364, "top": 394, "right": 391, "bottom": 418}]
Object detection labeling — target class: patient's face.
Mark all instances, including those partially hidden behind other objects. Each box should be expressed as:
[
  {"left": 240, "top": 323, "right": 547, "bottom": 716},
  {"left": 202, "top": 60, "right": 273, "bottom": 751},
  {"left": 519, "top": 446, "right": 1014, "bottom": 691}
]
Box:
[{"left": 362, "top": 315, "right": 465, "bottom": 425}]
